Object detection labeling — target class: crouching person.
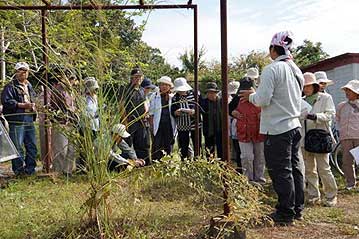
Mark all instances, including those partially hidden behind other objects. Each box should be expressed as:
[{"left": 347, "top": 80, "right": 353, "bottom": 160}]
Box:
[{"left": 107, "top": 124, "right": 145, "bottom": 172}]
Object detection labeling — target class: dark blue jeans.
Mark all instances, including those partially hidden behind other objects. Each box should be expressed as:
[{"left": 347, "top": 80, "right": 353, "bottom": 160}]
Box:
[
  {"left": 264, "top": 127, "right": 304, "bottom": 219},
  {"left": 9, "top": 122, "right": 37, "bottom": 175}
]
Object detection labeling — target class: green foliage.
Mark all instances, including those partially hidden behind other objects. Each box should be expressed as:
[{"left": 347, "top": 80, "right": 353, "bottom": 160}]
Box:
[
  {"left": 292, "top": 39, "right": 330, "bottom": 68},
  {"left": 194, "top": 51, "right": 270, "bottom": 92},
  {"left": 179, "top": 46, "right": 207, "bottom": 74}
]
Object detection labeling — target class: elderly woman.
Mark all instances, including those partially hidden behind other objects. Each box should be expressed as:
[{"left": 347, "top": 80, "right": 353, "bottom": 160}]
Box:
[
  {"left": 50, "top": 68, "right": 77, "bottom": 176},
  {"left": 336, "top": 80, "right": 359, "bottom": 190},
  {"left": 302, "top": 72, "right": 338, "bottom": 207},
  {"left": 171, "top": 77, "right": 201, "bottom": 159},
  {"left": 314, "top": 71, "right": 334, "bottom": 93},
  {"left": 149, "top": 76, "right": 176, "bottom": 160},
  {"left": 84, "top": 77, "right": 100, "bottom": 138}
]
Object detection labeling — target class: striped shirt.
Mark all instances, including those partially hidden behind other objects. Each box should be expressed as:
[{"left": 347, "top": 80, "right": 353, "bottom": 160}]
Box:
[{"left": 171, "top": 91, "right": 201, "bottom": 131}]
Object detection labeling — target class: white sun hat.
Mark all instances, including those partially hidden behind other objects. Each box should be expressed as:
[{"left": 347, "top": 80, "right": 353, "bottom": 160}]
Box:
[
  {"left": 228, "top": 81, "right": 240, "bottom": 95},
  {"left": 314, "top": 71, "right": 334, "bottom": 86},
  {"left": 245, "top": 67, "right": 259, "bottom": 79},
  {"left": 173, "top": 77, "right": 192, "bottom": 92},
  {"left": 158, "top": 76, "right": 173, "bottom": 88},
  {"left": 84, "top": 77, "right": 99, "bottom": 93},
  {"left": 15, "top": 62, "right": 30, "bottom": 71},
  {"left": 112, "top": 124, "right": 131, "bottom": 138},
  {"left": 341, "top": 79, "right": 359, "bottom": 95},
  {"left": 303, "top": 72, "right": 319, "bottom": 86}
]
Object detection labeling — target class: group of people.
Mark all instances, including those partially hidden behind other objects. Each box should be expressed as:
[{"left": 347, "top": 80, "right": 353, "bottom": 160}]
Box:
[{"left": 1, "top": 30, "right": 358, "bottom": 226}]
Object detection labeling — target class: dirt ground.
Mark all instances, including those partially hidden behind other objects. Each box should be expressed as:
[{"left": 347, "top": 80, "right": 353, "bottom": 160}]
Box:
[{"left": 248, "top": 191, "right": 359, "bottom": 239}]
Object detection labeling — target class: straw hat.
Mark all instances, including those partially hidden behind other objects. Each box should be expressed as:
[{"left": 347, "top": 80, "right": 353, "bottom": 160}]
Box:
[{"left": 341, "top": 80, "right": 359, "bottom": 95}]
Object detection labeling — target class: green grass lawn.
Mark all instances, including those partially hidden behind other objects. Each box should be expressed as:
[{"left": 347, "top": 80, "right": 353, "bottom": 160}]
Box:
[{"left": 0, "top": 162, "right": 358, "bottom": 239}]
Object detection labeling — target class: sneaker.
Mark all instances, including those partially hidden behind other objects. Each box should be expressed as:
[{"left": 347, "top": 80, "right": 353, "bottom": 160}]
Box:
[
  {"left": 323, "top": 197, "right": 337, "bottom": 207},
  {"left": 294, "top": 213, "right": 304, "bottom": 221},
  {"left": 307, "top": 197, "right": 321, "bottom": 206},
  {"left": 268, "top": 212, "right": 294, "bottom": 226}
]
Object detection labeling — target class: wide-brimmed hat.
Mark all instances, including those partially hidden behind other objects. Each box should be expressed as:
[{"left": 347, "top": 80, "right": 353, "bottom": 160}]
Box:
[
  {"left": 205, "top": 82, "right": 220, "bottom": 93},
  {"left": 157, "top": 76, "right": 173, "bottom": 87},
  {"left": 112, "top": 124, "right": 131, "bottom": 138},
  {"left": 228, "top": 81, "right": 240, "bottom": 95},
  {"left": 303, "top": 72, "right": 319, "bottom": 86},
  {"left": 238, "top": 77, "right": 253, "bottom": 91},
  {"left": 245, "top": 67, "right": 259, "bottom": 79},
  {"left": 84, "top": 77, "right": 99, "bottom": 93},
  {"left": 130, "top": 67, "right": 143, "bottom": 76},
  {"left": 15, "top": 62, "right": 30, "bottom": 71},
  {"left": 341, "top": 80, "right": 359, "bottom": 95},
  {"left": 141, "top": 77, "right": 156, "bottom": 89},
  {"left": 314, "top": 71, "right": 334, "bottom": 85},
  {"left": 173, "top": 77, "right": 192, "bottom": 92}
]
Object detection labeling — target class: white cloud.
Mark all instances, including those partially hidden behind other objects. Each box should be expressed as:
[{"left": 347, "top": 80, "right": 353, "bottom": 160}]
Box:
[{"left": 135, "top": 0, "right": 359, "bottom": 67}]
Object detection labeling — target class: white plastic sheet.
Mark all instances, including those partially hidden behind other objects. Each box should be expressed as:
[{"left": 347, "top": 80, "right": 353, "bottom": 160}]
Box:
[{"left": 0, "top": 122, "right": 19, "bottom": 163}]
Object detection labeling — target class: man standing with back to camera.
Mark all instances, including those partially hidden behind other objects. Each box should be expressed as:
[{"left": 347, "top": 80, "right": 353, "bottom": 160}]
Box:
[{"left": 240, "top": 31, "right": 305, "bottom": 225}]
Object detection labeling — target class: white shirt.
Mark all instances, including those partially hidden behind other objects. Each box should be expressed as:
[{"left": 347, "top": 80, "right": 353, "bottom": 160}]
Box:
[
  {"left": 149, "top": 92, "right": 177, "bottom": 136},
  {"left": 249, "top": 55, "right": 304, "bottom": 135}
]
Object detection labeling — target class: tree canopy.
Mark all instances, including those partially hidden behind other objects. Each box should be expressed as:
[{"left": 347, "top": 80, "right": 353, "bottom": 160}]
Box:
[{"left": 292, "top": 39, "right": 329, "bottom": 68}]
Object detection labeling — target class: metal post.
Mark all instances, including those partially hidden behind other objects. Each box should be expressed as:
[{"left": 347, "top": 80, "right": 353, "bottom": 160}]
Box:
[
  {"left": 193, "top": 5, "right": 200, "bottom": 157},
  {"left": 220, "top": 0, "right": 230, "bottom": 216},
  {"left": 1, "top": 27, "right": 5, "bottom": 81},
  {"left": 41, "top": 9, "right": 51, "bottom": 173}
]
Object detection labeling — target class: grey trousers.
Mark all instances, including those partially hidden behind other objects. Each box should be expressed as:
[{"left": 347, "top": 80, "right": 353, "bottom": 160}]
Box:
[
  {"left": 341, "top": 139, "right": 359, "bottom": 187},
  {"left": 238, "top": 141, "right": 265, "bottom": 183},
  {"left": 52, "top": 127, "right": 75, "bottom": 174}
]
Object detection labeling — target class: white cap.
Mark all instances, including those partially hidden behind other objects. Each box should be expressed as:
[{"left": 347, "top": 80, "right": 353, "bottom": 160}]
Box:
[
  {"left": 173, "top": 77, "right": 192, "bottom": 92},
  {"left": 341, "top": 80, "right": 359, "bottom": 95},
  {"left": 157, "top": 76, "right": 173, "bottom": 88},
  {"left": 112, "top": 124, "right": 130, "bottom": 138},
  {"left": 15, "top": 62, "right": 30, "bottom": 71}
]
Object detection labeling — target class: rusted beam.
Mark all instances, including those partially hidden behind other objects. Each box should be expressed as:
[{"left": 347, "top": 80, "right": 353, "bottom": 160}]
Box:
[
  {"left": 41, "top": 0, "right": 51, "bottom": 6},
  {"left": 0, "top": 4, "right": 195, "bottom": 10},
  {"left": 193, "top": 5, "right": 199, "bottom": 156},
  {"left": 41, "top": 9, "right": 51, "bottom": 173},
  {"left": 220, "top": 0, "right": 230, "bottom": 216}
]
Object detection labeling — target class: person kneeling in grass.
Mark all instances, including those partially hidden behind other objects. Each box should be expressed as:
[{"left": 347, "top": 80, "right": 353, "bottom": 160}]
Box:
[{"left": 107, "top": 123, "right": 145, "bottom": 172}]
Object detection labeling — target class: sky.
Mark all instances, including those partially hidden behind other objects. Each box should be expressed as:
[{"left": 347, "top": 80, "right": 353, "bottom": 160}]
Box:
[{"left": 133, "top": 0, "right": 359, "bottom": 67}]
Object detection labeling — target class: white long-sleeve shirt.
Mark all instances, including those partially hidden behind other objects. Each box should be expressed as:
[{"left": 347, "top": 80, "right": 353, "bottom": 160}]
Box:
[{"left": 249, "top": 55, "right": 304, "bottom": 135}]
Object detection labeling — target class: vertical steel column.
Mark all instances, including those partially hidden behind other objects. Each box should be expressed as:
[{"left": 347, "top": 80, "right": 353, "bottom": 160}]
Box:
[
  {"left": 41, "top": 9, "right": 51, "bottom": 173},
  {"left": 220, "top": 0, "right": 230, "bottom": 216},
  {"left": 193, "top": 5, "right": 200, "bottom": 156}
]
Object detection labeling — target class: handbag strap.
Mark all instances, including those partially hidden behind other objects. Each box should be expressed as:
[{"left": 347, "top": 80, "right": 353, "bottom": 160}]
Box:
[{"left": 324, "top": 121, "right": 337, "bottom": 145}]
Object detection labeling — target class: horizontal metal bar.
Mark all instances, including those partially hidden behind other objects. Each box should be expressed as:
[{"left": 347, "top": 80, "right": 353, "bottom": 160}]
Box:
[{"left": 0, "top": 4, "right": 195, "bottom": 11}]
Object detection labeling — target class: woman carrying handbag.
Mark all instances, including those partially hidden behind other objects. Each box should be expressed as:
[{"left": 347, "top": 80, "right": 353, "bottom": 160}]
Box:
[{"left": 301, "top": 72, "right": 338, "bottom": 207}]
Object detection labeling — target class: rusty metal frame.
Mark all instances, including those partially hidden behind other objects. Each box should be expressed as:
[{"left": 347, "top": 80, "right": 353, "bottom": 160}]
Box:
[
  {"left": 0, "top": 1, "right": 200, "bottom": 170},
  {"left": 1, "top": 0, "right": 231, "bottom": 215}
]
